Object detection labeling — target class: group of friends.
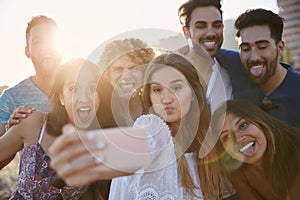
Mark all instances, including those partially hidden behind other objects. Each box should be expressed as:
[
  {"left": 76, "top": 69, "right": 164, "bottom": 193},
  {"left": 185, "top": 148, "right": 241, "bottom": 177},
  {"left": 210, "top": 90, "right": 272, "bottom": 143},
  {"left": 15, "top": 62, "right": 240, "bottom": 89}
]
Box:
[{"left": 1, "top": 0, "right": 300, "bottom": 199}]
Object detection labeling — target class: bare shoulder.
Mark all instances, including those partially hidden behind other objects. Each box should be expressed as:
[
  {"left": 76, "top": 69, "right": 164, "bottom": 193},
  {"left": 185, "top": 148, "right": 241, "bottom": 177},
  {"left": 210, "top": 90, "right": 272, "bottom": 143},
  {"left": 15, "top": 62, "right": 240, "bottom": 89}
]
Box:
[
  {"left": 18, "top": 110, "right": 44, "bottom": 126},
  {"left": 13, "top": 110, "right": 45, "bottom": 138}
]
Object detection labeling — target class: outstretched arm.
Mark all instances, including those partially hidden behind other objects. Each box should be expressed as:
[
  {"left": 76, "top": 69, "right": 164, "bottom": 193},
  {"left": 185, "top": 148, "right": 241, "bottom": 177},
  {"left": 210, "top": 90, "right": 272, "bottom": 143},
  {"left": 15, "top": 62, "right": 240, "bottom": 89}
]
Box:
[
  {"left": 49, "top": 114, "right": 173, "bottom": 186},
  {"left": 49, "top": 124, "right": 149, "bottom": 186}
]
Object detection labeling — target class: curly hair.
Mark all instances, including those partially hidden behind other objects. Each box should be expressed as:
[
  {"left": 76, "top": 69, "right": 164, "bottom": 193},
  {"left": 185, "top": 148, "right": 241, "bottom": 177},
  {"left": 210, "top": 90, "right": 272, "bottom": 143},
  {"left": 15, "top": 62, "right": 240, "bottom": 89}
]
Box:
[{"left": 98, "top": 38, "right": 155, "bottom": 70}]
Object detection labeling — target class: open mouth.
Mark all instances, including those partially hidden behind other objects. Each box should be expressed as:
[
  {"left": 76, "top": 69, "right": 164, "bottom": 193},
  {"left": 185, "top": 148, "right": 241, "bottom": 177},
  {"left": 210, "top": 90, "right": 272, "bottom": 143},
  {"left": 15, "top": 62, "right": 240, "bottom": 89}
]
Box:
[
  {"left": 119, "top": 82, "right": 135, "bottom": 91},
  {"left": 202, "top": 40, "right": 218, "bottom": 50},
  {"left": 203, "top": 41, "right": 216, "bottom": 47},
  {"left": 77, "top": 106, "right": 92, "bottom": 122},
  {"left": 249, "top": 65, "right": 264, "bottom": 77},
  {"left": 239, "top": 141, "right": 255, "bottom": 156}
]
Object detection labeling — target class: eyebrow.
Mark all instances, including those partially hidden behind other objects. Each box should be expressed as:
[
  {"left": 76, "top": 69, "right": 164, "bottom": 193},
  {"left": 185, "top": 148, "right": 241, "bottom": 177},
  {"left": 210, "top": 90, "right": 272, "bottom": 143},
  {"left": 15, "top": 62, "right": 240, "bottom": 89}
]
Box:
[
  {"left": 220, "top": 117, "right": 243, "bottom": 135},
  {"left": 239, "top": 40, "right": 270, "bottom": 48},
  {"left": 235, "top": 118, "right": 243, "bottom": 126},
  {"left": 170, "top": 79, "right": 183, "bottom": 84},
  {"left": 150, "top": 79, "right": 183, "bottom": 85},
  {"left": 195, "top": 19, "right": 222, "bottom": 24}
]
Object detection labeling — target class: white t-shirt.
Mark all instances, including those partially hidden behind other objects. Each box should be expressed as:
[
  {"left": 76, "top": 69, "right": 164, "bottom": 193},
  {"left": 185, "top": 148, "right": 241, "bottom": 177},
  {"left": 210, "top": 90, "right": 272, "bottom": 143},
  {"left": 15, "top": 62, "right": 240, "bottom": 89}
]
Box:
[{"left": 206, "top": 59, "right": 233, "bottom": 113}]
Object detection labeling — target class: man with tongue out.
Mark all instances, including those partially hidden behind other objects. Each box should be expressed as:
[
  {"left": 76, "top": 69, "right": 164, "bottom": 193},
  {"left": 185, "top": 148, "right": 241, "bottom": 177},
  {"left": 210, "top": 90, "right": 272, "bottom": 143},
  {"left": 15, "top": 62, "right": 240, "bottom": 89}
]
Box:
[{"left": 234, "top": 8, "right": 300, "bottom": 128}]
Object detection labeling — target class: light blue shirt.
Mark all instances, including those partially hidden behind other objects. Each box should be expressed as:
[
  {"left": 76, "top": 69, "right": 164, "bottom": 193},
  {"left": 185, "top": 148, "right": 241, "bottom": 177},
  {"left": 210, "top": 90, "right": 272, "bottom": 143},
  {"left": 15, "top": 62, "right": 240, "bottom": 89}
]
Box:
[{"left": 0, "top": 78, "right": 50, "bottom": 124}]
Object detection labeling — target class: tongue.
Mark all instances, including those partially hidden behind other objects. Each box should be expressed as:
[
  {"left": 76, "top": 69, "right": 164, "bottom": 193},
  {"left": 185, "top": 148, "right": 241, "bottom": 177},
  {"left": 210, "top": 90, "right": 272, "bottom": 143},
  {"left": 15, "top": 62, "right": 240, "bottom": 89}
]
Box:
[
  {"left": 78, "top": 110, "right": 89, "bottom": 120},
  {"left": 242, "top": 145, "right": 255, "bottom": 157},
  {"left": 250, "top": 66, "right": 263, "bottom": 77}
]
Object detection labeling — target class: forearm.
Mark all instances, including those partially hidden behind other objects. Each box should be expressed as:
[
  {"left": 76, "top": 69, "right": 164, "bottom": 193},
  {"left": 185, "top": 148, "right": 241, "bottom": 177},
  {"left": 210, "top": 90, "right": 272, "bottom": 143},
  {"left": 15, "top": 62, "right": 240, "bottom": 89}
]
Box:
[
  {"left": 0, "top": 154, "right": 15, "bottom": 169},
  {"left": 0, "top": 124, "right": 6, "bottom": 137}
]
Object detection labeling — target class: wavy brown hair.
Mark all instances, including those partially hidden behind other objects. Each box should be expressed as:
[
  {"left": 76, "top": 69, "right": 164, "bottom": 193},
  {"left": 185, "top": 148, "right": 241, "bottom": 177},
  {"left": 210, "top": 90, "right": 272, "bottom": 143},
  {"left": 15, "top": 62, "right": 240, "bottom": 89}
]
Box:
[
  {"left": 142, "top": 52, "right": 212, "bottom": 198},
  {"left": 211, "top": 99, "right": 300, "bottom": 199}
]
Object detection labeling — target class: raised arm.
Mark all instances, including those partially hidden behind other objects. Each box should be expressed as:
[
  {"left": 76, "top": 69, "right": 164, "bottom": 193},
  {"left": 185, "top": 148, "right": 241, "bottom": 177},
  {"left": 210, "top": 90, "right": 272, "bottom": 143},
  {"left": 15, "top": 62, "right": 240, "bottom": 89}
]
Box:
[
  {"left": 49, "top": 114, "right": 173, "bottom": 186},
  {"left": 49, "top": 124, "right": 149, "bottom": 186}
]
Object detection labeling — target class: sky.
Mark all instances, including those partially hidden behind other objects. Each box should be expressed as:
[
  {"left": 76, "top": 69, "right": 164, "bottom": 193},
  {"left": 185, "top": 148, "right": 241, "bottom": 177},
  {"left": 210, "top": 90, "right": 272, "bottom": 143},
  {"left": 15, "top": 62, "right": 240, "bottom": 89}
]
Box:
[{"left": 0, "top": 0, "right": 279, "bottom": 86}]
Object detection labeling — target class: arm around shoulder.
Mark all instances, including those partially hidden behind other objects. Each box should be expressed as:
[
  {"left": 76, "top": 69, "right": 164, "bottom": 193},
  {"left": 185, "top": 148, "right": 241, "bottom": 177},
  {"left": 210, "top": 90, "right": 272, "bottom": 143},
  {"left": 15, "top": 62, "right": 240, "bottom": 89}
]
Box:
[{"left": 0, "top": 110, "right": 44, "bottom": 162}]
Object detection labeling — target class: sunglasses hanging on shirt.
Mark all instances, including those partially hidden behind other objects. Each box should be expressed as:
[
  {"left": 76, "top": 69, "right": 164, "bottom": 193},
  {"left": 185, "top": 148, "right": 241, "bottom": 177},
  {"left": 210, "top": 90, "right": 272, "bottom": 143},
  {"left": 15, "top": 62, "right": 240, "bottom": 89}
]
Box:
[{"left": 260, "top": 96, "right": 279, "bottom": 112}]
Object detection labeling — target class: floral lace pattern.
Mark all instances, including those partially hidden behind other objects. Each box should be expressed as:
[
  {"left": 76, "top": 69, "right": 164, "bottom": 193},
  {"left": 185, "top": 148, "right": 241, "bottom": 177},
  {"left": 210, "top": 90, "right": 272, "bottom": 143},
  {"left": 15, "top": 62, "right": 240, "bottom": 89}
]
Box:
[
  {"left": 109, "top": 114, "right": 204, "bottom": 200},
  {"left": 9, "top": 120, "right": 87, "bottom": 199}
]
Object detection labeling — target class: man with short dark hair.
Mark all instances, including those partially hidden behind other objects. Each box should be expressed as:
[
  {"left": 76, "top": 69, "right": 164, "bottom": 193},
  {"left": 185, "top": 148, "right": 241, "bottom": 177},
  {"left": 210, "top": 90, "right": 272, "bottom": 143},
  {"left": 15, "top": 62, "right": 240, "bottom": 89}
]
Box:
[
  {"left": 235, "top": 8, "right": 300, "bottom": 128},
  {"left": 178, "top": 0, "right": 251, "bottom": 113}
]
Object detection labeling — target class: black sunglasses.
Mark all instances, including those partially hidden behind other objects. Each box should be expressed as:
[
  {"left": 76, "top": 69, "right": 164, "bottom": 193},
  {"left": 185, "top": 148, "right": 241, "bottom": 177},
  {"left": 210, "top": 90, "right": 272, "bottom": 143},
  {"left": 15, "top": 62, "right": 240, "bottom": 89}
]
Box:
[
  {"left": 48, "top": 173, "right": 66, "bottom": 200},
  {"left": 260, "top": 96, "right": 278, "bottom": 112}
]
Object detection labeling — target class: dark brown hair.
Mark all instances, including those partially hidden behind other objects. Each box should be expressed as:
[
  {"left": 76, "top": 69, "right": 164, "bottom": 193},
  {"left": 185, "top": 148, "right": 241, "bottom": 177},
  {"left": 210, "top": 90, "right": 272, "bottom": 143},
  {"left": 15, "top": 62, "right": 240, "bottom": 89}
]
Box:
[
  {"left": 142, "top": 52, "right": 211, "bottom": 197},
  {"left": 235, "top": 8, "right": 284, "bottom": 45},
  {"left": 212, "top": 99, "right": 300, "bottom": 199},
  {"left": 178, "top": 0, "right": 223, "bottom": 28},
  {"left": 46, "top": 58, "right": 100, "bottom": 135}
]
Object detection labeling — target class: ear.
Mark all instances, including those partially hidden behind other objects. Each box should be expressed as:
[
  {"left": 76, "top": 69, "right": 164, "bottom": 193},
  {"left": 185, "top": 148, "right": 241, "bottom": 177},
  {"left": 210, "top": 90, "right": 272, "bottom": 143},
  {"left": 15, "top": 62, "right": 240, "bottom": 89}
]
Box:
[
  {"left": 25, "top": 46, "right": 30, "bottom": 58},
  {"left": 59, "top": 94, "right": 65, "bottom": 106},
  {"left": 277, "top": 40, "right": 285, "bottom": 55},
  {"left": 182, "top": 26, "right": 190, "bottom": 40}
]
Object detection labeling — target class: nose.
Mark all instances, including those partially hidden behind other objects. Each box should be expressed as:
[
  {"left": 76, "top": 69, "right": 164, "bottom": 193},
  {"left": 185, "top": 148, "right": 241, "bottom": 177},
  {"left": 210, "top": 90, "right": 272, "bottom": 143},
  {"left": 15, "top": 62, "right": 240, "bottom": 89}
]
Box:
[
  {"left": 161, "top": 89, "right": 174, "bottom": 104},
  {"left": 206, "top": 25, "right": 217, "bottom": 37},
  {"left": 75, "top": 87, "right": 93, "bottom": 102},
  {"left": 78, "top": 97, "right": 89, "bottom": 103},
  {"left": 236, "top": 133, "right": 247, "bottom": 143},
  {"left": 249, "top": 49, "right": 260, "bottom": 61},
  {"left": 121, "top": 70, "right": 133, "bottom": 82}
]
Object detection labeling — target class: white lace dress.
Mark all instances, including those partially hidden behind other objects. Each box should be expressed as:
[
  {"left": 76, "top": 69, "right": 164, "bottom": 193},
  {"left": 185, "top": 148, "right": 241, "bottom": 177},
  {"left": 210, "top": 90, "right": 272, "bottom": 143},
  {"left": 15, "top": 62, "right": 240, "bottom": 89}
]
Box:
[{"left": 109, "top": 114, "right": 205, "bottom": 200}]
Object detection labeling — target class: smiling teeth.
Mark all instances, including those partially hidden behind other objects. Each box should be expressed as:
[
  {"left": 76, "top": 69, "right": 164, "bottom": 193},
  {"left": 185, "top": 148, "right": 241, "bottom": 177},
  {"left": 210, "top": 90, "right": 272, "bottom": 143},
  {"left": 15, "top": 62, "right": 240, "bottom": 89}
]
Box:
[
  {"left": 252, "top": 65, "right": 263, "bottom": 69},
  {"left": 239, "top": 142, "right": 255, "bottom": 152},
  {"left": 79, "top": 107, "right": 90, "bottom": 111},
  {"left": 204, "top": 41, "right": 215, "bottom": 46}
]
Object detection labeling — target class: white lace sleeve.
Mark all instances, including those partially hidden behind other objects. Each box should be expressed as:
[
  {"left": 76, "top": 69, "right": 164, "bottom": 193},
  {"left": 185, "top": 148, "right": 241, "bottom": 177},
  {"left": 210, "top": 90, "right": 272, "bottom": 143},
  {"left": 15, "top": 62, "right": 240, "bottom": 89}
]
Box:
[
  {"left": 133, "top": 114, "right": 172, "bottom": 152},
  {"left": 109, "top": 115, "right": 203, "bottom": 200},
  {"left": 133, "top": 114, "right": 175, "bottom": 171}
]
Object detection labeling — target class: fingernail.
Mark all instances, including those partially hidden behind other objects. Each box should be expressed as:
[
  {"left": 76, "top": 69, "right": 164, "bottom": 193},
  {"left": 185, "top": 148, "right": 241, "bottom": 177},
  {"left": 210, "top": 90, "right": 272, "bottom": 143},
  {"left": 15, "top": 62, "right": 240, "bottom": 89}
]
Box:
[
  {"left": 94, "top": 155, "right": 104, "bottom": 164},
  {"left": 96, "top": 141, "right": 106, "bottom": 149},
  {"left": 63, "top": 125, "right": 75, "bottom": 135},
  {"left": 87, "top": 132, "right": 96, "bottom": 140}
]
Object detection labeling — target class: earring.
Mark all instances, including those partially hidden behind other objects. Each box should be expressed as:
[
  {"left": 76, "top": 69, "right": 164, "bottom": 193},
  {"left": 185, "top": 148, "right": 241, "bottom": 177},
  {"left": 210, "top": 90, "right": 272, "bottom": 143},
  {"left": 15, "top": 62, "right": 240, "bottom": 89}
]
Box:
[
  {"left": 191, "top": 96, "right": 195, "bottom": 101},
  {"left": 60, "top": 100, "right": 64, "bottom": 106}
]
